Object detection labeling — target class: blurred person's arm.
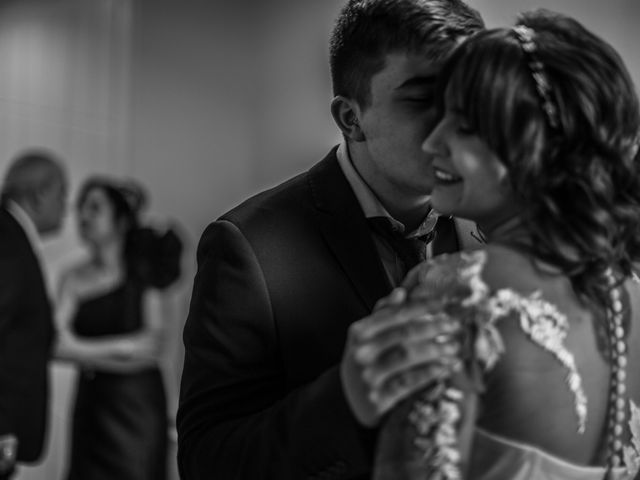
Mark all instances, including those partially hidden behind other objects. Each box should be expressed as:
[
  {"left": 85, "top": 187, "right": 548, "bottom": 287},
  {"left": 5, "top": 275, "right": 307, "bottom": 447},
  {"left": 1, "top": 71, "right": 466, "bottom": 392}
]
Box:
[
  {"left": 54, "top": 271, "right": 163, "bottom": 372},
  {"left": 177, "top": 220, "right": 373, "bottom": 480}
]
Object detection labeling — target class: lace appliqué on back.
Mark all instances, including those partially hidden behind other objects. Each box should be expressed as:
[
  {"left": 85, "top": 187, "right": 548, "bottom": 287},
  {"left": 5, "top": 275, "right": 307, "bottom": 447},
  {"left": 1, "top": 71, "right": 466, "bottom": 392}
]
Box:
[
  {"left": 407, "top": 250, "right": 587, "bottom": 432},
  {"left": 487, "top": 289, "right": 587, "bottom": 433},
  {"left": 393, "top": 250, "right": 588, "bottom": 479},
  {"left": 389, "top": 250, "right": 640, "bottom": 480}
]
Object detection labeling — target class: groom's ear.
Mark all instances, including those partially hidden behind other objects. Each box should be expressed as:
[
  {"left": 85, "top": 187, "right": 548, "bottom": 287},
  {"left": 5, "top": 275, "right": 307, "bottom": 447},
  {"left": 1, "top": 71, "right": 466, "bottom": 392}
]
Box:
[{"left": 331, "top": 96, "right": 365, "bottom": 142}]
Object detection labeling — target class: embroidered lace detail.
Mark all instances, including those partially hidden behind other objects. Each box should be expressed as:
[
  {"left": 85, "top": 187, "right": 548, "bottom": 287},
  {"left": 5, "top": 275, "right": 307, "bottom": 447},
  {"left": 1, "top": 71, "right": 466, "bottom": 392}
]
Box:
[
  {"left": 409, "top": 384, "right": 465, "bottom": 480},
  {"left": 487, "top": 289, "right": 588, "bottom": 433},
  {"left": 621, "top": 400, "right": 640, "bottom": 479},
  {"left": 409, "top": 250, "right": 588, "bottom": 433},
  {"left": 404, "top": 250, "right": 502, "bottom": 480},
  {"left": 400, "top": 249, "right": 591, "bottom": 480},
  {"left": 393, "top": 250, "right": 640, "bottom": 479}
]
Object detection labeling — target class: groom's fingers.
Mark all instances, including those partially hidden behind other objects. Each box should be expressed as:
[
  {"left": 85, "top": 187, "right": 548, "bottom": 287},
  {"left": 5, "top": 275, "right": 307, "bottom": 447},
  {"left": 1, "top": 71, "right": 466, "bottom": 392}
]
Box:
[
  {"left": 369, "top": 362, "right": 459, "bottom": 415},
  {"left": 362, "top": 338, "right": 460, "bottom": 389},
  {"left": 341, "top": 298, "right": 459, "bottom": 427},
  {"left": 351, "top": 302, "right": 444, "bottom": 341},
  {"left": 373, "top": 287, "right": 407, "bottom": 311},
  {"left": 400, "top": 264, "right": 423, "bottom": 291},
  {"left": 353, "top": 314, "right": 459, "bottom": 363}
]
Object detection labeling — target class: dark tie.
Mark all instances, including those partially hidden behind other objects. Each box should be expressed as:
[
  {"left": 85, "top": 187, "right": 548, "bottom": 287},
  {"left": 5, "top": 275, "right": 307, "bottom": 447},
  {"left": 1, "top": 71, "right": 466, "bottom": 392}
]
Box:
[
  {"left": 368, "top": 217, "right": 433, "bottom": 270},
  {"left": 368, "top": 215, "right": 460, "bottom": 272},
  {"left": 431, "top": 215, "right": 459, "bottom": 256}
]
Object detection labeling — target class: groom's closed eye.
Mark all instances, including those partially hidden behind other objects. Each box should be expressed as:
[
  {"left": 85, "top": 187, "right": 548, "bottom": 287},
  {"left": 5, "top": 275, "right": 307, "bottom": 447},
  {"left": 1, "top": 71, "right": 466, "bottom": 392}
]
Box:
[
  {"left": 400, "top": 92, "right": 436, "bottom": 105},
  {"left": 395, "top": 76, "right": 438, "bottom": 107}
]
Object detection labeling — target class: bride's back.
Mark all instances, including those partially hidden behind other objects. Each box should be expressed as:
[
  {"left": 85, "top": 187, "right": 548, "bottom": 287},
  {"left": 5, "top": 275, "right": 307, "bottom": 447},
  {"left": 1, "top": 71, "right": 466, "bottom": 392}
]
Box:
[{"left": 476, "top": 243, "right": 640, "bottom": 468}]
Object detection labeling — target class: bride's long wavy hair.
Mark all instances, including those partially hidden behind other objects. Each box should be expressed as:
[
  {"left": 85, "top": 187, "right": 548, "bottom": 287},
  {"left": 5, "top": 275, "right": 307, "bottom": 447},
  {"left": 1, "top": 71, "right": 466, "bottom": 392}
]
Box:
[{"left": 435, "top": 9, "right": 640, "bottom": 311}]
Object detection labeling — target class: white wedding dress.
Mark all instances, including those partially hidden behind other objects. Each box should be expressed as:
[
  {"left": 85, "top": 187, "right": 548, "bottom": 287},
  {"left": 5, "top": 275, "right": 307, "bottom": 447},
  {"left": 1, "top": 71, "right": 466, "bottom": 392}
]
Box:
[{"left": 374, "top": 250, "right": 640, "bottom": 480}]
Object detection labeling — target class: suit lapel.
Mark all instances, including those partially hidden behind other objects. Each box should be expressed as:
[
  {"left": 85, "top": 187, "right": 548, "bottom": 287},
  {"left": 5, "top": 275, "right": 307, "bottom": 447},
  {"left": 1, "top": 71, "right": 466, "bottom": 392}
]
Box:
[{"left": 308, "top": 149, "right": 391, "bottom": 311}]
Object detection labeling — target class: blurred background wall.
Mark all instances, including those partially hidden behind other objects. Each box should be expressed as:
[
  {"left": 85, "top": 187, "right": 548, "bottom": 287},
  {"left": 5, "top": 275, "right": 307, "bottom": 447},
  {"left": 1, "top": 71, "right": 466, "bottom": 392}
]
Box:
[{"left": 0, "top": 0, "right": 637, "bottom": 479}]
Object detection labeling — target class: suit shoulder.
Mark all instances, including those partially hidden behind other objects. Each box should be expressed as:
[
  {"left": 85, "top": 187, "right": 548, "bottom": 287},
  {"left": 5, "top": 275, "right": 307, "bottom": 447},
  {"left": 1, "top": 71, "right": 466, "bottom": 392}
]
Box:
[
  {"left": 0, "top": 211, "right": 30, "bottom": 257},
  {"left": 220, "top": 148, "right": 339, "bottom": 229},
  {"left": 191, "top": 171, "right": 313, "bottom": 260},
  {"left": 198, "top": 149, "right": 342, "bottom": 249},
  {"left": 223, "top": 170, "right": 309, "bottom": 224}
]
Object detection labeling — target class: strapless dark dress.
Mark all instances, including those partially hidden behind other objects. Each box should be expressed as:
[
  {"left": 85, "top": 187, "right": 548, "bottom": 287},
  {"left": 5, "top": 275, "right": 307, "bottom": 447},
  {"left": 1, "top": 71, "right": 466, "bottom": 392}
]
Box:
[{"left": 66, "top": 281, "right": 167, "bottom": 480}]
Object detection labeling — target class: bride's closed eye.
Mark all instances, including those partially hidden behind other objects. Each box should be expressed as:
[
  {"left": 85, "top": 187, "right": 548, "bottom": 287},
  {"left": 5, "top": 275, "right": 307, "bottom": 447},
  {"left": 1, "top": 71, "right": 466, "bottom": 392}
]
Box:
[
  {"left": 449, "top": 110, "right": 476, "bottom": 135},
  {"left": 456, "top": 119, "right": 476, "bottom": 135}
]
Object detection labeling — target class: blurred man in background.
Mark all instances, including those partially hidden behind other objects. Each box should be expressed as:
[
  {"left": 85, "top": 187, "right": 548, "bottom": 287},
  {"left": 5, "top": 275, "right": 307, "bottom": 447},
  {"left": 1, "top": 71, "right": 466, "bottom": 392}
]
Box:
[{"left": 0, "top": 150, "right": 67, "bottom": 479}]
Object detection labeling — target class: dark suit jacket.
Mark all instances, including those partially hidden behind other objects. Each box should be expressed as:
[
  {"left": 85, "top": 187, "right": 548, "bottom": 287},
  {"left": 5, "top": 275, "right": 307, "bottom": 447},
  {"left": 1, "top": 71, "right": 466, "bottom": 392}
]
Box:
[
  {"left": 178, "top": 148, "right": 458, "bottom": 479},
  {"left": 0, "top": 206, "right": 53, "bottom": 462}
]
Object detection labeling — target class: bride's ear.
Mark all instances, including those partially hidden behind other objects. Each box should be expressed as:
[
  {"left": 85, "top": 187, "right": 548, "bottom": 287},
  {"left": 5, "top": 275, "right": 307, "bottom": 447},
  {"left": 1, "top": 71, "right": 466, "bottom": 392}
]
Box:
[{"left": 331, "top": 96, "right": 365, "bottom": 142}]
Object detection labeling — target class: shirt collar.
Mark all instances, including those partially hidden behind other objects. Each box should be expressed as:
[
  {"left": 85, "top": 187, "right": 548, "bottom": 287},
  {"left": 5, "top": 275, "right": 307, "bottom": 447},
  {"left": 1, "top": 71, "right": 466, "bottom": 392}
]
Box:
[
  {"left": 6, "top": 200, "right": 43, "bottom": 256},
  {"left": 336, "top": 140, "right": 438, "bottom": 238}
]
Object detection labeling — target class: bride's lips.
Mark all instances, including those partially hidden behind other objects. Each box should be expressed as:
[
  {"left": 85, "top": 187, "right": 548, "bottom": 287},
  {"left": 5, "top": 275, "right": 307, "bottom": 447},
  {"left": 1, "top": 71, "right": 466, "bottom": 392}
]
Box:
[{"left": 433, "top": 165, "right": 462, "bottom": 185}]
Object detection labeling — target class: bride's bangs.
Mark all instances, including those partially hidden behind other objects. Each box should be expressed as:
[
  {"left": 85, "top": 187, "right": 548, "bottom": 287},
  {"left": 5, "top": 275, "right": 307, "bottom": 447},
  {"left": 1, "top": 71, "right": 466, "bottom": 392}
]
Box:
[{"left": 444, "top": 31, "right": 538, "bottom": 164}]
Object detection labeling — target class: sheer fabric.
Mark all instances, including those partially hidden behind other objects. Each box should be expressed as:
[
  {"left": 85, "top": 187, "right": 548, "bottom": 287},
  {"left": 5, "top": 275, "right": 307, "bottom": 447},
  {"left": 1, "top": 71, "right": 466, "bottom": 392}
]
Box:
[{"left": 374, "top": 249, "right": 640, "bottom": 480}]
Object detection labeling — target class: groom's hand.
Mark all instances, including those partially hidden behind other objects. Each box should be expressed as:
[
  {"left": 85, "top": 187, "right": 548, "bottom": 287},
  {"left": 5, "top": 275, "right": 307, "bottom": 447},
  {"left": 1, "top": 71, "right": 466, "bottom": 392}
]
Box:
[{"left": 340, "top": 288, "right": 461, "bottom": 427}]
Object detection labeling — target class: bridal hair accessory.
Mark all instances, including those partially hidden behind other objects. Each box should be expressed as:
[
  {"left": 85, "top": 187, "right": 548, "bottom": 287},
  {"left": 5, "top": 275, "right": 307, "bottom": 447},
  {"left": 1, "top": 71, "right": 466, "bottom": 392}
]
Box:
[{"left": 512, "top": 25, "right": 560, "bottom": 130}]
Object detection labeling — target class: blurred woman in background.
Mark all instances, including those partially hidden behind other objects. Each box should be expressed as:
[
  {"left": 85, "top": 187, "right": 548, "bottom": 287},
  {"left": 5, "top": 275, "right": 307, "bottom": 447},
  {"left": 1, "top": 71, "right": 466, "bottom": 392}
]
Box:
[{"left": 55, "top": 177, "right": 182, "bottom": 480}]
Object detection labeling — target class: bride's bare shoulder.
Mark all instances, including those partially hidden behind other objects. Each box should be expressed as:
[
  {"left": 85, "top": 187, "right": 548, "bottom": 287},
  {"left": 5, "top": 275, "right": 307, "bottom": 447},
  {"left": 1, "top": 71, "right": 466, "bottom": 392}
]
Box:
[{"left": 476, "top": 244, "right": 544, "bottom": 295}]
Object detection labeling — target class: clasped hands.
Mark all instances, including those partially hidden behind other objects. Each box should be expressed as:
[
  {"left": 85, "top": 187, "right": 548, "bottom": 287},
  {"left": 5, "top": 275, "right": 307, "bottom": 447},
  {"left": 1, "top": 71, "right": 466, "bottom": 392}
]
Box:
[
  {"left": 55, "top": 286, "right": 162, "bottom": 371},
  {"left": 341, "top": 283, "right": 462, "bottom": 427}
]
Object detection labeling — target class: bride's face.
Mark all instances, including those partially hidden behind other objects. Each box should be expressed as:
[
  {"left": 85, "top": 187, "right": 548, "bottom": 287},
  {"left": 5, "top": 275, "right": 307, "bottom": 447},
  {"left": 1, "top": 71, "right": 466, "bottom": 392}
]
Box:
[
  {"left": 421, "top": 105, "right": 518, "bottom": 229},
  {"left": 77, "top": 187, "right": 124, "bottom": 246}
]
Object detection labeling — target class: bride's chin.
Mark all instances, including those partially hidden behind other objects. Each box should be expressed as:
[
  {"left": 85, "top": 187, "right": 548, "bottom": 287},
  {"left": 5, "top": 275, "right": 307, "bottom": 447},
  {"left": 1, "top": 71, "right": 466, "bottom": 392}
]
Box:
[{"left": 430, "top": 196, "right": 455, "bottom": 217}]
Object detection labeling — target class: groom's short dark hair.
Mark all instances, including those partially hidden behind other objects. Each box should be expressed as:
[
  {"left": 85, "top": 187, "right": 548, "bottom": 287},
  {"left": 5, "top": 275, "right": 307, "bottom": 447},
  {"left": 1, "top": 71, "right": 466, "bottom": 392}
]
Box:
[{"left": 329, "top": 0, "right": 484, "bottom": 107}]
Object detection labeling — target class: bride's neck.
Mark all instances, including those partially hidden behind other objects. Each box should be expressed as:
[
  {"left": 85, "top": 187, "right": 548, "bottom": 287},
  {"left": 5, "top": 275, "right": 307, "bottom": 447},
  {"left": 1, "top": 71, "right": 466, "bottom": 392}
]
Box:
[{"left": 478, "top": 214, "right": 528, "bottom": 245}]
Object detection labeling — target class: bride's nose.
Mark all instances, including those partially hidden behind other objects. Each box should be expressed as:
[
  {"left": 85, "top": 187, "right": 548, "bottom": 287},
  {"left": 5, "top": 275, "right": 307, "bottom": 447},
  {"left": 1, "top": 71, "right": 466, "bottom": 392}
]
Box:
[{"left": 422, "top": 119, "right": 446, "bottom": 157}]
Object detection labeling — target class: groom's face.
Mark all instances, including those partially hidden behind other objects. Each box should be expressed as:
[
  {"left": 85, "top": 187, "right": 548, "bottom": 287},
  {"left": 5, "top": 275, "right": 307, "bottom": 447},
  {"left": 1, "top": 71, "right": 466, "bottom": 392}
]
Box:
[{"left": 356, "top": 52, "right": 443, "bottom": 198}]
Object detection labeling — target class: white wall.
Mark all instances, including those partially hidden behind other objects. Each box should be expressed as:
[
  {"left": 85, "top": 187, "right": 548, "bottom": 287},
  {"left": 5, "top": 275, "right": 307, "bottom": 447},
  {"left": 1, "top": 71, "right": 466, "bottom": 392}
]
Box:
[{"left": 128, "top": 0, "right": 342, "bottom": 244}]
